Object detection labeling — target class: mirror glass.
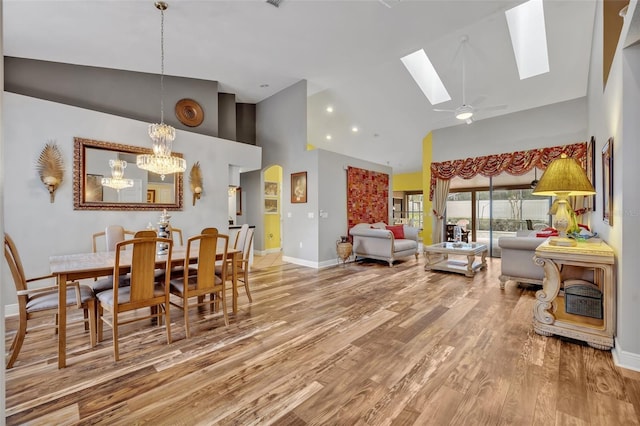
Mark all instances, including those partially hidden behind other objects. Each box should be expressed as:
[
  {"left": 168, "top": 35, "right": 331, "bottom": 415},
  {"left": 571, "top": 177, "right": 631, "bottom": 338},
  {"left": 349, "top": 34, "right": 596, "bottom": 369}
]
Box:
[{"left": 73, "top": 137, "right": 183, "bottom": 210}]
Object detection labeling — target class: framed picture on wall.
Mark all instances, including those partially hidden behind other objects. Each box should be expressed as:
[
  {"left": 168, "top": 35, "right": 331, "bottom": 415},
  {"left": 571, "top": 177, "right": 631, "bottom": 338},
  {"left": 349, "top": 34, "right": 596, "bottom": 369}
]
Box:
[
  {"left": 264, "top": 181, "right": 279, "bottom": 197},
  {"left": 586, "top": 136, "right": 596, "bottom": 212},
  {"left": 264, "top": 198, "right": 279, "bottom": 214},
  {"left": 291, "top": 171, "right": 307, "bottom": 203},
  {"left": 602, "top": 137, "right": 613, "bottom": 225},
  {"left": 147, "top": 189, "right": 156, "bottom": 203}
]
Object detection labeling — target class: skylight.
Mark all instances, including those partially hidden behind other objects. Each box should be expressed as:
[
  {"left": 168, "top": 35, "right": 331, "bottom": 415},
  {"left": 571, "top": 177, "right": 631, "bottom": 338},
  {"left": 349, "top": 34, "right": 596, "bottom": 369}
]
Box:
[
  {"left": 401, "top": 49, "right": 451, "bottom": 105},
  {"left": 505, "top": 0, "right": 550, "bottom": 80}
]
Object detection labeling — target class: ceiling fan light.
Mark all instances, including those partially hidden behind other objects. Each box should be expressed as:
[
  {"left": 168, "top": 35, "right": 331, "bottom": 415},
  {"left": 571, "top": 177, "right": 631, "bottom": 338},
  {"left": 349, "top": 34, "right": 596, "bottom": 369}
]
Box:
[{"left": 455, "top": 105, "right": 474, "bottom": 120}]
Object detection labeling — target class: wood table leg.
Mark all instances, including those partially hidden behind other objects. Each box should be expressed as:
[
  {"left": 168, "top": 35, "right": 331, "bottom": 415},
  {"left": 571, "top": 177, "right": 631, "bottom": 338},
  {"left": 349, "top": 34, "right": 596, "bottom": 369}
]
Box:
[{"left": 57, "top": 273, "right": 67, "bottom": 369}]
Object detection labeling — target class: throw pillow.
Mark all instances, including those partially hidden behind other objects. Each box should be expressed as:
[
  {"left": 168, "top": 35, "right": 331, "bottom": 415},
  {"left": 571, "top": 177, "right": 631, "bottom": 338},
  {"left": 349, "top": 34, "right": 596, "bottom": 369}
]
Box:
[{"left": 385, "top": 225, "right": 405, "bottom": 239}]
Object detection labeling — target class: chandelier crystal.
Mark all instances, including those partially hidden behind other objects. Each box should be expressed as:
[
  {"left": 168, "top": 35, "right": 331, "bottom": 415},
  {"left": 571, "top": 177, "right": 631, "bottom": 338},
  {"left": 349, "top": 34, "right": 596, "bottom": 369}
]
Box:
[
  {"left": 136, "top": 1, "right": 186, "bottom": 181},
  {"left": 101, "top": 159, "right": 134, "bottom": 191}
]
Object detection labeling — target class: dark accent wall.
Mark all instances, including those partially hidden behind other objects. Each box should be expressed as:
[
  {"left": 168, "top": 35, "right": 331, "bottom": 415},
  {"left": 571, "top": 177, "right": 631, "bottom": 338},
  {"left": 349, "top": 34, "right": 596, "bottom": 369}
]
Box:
[
  {"left": 236, "top": 103, "right": 256, "bottom": 145},
  {"left": 218, "top": 92, "right": 237, "bottom": 141},
  {"left": 4, "top": 57, "right": 220, "bottom": 137}
]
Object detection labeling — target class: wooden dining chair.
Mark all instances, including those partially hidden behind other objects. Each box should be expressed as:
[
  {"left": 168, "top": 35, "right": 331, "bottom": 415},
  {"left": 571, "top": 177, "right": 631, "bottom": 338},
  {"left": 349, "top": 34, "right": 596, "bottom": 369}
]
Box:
[
  {"left": 216, "top": 224, "right": 253, "bottom": 302},
  {"left": 236, "top": 228, "right": 255, "bottom": 302},
  {"left": 4, "top": 233, "right": 96, "bottom": 368},
  {"left": 96, "top": 230, "right": 173, "bottom": 361},
  {"left": 169, "top": 227, "right": 229, "bottom": 338},
  {"left": 168, "top": 225, "right": 183, "bottom": 247},
  {"left": 91, "top": 225, "right": 135, "bottom": 254},
  {"left": 90, "top": 225, "right": 135, "bottom": 294}
]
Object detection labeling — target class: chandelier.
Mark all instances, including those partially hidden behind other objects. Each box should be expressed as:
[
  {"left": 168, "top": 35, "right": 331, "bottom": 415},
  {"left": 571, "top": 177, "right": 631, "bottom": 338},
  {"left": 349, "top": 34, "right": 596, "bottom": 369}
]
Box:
[
  {"left": 136, "top": 1, "right": 186, "bottom": 181},
  {"left": 102, "top": 159, "right": 134, "bottom": 191}
]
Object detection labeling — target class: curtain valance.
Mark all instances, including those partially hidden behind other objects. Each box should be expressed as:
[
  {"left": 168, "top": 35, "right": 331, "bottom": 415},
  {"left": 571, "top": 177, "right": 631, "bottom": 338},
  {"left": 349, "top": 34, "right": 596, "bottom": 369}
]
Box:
[{"left": 429, "top": 142, "right": 587, "bottom": 200}]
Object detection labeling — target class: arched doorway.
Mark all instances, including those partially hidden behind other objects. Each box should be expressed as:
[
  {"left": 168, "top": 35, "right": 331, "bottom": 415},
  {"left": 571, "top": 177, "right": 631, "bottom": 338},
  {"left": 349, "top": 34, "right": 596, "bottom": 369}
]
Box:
[{"left": 263, "top": 165, "right": 282, "bottom": 253}]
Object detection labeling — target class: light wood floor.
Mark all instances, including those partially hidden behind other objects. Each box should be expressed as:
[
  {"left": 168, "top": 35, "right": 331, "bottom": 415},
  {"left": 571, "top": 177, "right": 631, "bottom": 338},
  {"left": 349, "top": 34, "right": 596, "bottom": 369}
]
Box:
[{"left": 5, "top": 254, "right": 640, "bottom": 425}]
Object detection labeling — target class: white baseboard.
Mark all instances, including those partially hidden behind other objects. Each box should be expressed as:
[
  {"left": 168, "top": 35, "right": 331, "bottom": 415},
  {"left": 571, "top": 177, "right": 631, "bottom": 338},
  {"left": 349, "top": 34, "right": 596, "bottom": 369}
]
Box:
[
  {"left": 4, "top": 304, "right": 18, "bottom": 318},
  {"left": 255, "top": 248, "right": 282, "bottom": 256},
  {"left": 318, "top": 258, "right": 354, "bottom": 269},
  {"left": 612, "top": 337, "right": 640, "bottom": 372},
  {"left": 282, "top": 256, "right": 320, "bottom": 269}
]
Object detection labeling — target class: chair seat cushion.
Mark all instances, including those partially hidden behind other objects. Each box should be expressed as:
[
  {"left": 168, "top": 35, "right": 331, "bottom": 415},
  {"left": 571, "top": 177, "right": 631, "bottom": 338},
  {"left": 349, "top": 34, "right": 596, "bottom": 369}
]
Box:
[
  {"left": 393, "top": 239, "right": 418, "bottom": 252},
  {"left": 88, "top": 274, "right": 130, "bottom": 293},
  {"left": 170, "top": 274, "right": 223, "bottom": 295},
  {"left": 27, "top": 285, "right": 94, "bottom": 313},
  {"left": 155, "top": 266, "right": 197, "bottom": 283},
  {"left": 96, "top": 284, "right": 166, "bottom": 306}
]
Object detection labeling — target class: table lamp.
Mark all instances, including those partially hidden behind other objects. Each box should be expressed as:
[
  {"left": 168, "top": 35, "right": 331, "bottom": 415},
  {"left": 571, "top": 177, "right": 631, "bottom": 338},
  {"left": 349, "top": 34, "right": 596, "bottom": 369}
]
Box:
[{"left": 532, "top": 153, "right": 595, "bottom": 246}]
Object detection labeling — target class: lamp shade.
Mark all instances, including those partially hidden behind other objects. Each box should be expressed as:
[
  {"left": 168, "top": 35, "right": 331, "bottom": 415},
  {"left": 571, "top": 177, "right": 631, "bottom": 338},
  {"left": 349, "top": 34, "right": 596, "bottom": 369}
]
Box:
[{"left": 532, "top": 154, "right": 595, "bottom": 196}]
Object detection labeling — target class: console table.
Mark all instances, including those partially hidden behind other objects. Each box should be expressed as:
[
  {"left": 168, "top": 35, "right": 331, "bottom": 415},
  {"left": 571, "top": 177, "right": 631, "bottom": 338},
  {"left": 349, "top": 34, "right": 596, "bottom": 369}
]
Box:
[{"left": 533, "top": 240, "right": 615, "bottom": 350}]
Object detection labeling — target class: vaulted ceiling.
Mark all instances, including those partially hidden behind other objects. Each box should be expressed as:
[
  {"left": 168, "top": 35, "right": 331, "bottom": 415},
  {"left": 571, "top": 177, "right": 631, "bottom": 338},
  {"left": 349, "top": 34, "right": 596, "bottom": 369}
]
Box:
[{"left": 3, "top": 0, "right": 597, "bottom": 173}]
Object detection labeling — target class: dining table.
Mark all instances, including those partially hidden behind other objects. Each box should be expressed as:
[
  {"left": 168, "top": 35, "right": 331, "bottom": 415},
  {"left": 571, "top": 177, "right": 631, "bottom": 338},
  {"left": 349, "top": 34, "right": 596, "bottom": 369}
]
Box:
[{"left": 50, "top": 244, "right": 241, "bottom": 368}]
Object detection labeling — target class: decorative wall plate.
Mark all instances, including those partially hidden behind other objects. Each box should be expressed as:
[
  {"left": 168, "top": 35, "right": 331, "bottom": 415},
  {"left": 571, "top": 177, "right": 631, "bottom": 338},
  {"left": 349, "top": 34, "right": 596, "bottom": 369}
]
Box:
[{"left": 175, "top": 98, "right": 204, "bottom": 127}]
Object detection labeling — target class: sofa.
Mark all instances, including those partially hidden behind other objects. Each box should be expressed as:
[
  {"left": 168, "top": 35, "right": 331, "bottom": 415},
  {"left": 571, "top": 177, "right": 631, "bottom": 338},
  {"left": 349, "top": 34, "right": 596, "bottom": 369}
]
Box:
[
  {"left": 497, "top": 235, "right": 545, "bottom": 289},
  {"left": 349, "top": 222, "right": 419, "bottom": 266}
]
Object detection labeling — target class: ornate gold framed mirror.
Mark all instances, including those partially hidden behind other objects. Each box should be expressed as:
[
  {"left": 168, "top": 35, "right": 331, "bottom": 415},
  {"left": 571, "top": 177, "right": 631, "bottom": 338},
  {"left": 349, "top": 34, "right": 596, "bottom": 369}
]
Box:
[{"left": 73, "top": 137, "right": 184, "bottom": 211}]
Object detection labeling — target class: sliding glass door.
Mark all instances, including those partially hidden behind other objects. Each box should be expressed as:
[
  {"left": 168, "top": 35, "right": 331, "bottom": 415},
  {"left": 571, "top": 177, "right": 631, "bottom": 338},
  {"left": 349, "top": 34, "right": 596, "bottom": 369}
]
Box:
[{"left": 446, "top": 182, "right": 551, "bottom": 257}]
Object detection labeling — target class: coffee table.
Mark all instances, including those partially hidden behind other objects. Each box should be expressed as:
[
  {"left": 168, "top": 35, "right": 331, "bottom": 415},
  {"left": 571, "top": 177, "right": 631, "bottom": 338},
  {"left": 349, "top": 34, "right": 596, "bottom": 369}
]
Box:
[{"left": 424, "top": 242, "right": 488, "bottom": 277}]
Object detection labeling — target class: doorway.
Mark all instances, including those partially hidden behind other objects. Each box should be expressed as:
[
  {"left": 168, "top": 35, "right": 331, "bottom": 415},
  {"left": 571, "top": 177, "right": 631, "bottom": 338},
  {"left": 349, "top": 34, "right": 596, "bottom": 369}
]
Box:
[{"left": 263, "top": 165, "right": 282, "bottom": 253}]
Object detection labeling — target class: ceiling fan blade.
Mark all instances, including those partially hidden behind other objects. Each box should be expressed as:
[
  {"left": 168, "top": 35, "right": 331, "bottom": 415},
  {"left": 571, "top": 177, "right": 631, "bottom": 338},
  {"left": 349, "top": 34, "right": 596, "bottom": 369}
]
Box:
[
  {"left": 433, "top": 108, "right": 456, "bottom": 113},
  {"left": 469, "top": 95, "right": 487, "bottom": 106},
  {"left": 478, "top": 104, "right": 508, "bottom": 112}
]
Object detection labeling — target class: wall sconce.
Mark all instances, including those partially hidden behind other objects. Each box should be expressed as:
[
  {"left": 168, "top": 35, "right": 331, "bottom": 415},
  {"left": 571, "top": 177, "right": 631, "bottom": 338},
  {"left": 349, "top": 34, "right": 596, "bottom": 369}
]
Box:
[
  {"left": 36, "top": 141, "right": 64, "bottom": 203},
  {"left": 189, "top": 161, "right": 203, "bottom": 206}
]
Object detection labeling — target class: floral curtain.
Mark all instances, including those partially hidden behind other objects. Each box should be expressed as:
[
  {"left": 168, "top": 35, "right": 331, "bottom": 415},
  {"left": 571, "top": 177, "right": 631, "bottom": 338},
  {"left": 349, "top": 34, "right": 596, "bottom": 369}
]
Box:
[
  {"left": 347, "top": 166, "right": 389, "bottom": 232},
  {"left": 429, "top": 142, "right": 587, "bottom": 201}
]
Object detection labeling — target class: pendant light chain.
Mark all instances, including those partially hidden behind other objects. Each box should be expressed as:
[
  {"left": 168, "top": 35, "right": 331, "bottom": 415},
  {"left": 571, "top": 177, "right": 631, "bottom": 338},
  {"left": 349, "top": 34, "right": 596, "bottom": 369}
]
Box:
[
  {"left": 159, "top": 4, "right": 166, "bottom": 124},
  {"left": 137, "top": 1, "right": 186, "bottom": 181}
]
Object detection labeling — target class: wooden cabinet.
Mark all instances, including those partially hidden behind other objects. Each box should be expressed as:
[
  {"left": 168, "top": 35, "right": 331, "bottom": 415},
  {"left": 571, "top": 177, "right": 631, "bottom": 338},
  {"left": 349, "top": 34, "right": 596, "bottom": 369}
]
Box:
[{"left": 533, "top": 239, "right": 615, "bottom": 350}]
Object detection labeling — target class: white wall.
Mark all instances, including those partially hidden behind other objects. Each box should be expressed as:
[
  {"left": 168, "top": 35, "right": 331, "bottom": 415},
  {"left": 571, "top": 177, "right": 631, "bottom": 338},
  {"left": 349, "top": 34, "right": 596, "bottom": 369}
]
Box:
[
  {"left": 2, "top": 92, "right": 261, "bottom": 307},
  {"left": 1, "top": 0, "right": 7, "bottom": 414},
  {"left": 255, "top": 80, "right": 319, "bottom": 264},
  {"left": 252, "top": 80, "right": 393, "bottom": 267},
  {"left": 587, "top": 0, "right": 640, "bottom": 370},
  {"left": 317, "top": 149, "right": 392, "bottom": 267},
  {"left": 432, "top": 97, "right": 588, "bottom": 162}
]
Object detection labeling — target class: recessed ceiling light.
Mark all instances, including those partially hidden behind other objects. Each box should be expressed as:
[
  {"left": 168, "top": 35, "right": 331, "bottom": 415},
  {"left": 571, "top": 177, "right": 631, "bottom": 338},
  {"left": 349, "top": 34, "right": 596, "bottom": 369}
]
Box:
[
  {"left": 351, "top": 126, "right": 359, "bottom": 133},
  {"left": 326, "top": 134, "right": 332, "bottom": 140},
  {"left": 326, "top": 106, "right": 334, "bottom": 113},
  {"left": 505, "top": 0, "right": 549, "bottom": 80},
  {"left": 401, "top": 49, "right": 451, "bottom": 105}
]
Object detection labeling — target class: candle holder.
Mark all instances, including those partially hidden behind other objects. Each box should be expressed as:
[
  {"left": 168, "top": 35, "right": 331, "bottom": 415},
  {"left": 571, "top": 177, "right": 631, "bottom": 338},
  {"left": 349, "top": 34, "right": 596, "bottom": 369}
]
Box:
[{"left": 157, "top": 209, "right": 172, "bottom": 254}]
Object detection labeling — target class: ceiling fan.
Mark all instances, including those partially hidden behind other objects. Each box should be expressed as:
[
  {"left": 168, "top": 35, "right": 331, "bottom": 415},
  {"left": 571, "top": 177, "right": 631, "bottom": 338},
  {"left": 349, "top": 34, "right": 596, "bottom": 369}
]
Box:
[{"left": 434, "top": 35, "right": 507, "bottom": 124}]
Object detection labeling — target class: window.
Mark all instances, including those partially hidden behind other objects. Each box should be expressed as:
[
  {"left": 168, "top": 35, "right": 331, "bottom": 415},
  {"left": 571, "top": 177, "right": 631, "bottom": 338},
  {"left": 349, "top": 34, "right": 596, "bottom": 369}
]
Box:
[{"left": 405, "top": 192, "right": 423, "bottom": 229}]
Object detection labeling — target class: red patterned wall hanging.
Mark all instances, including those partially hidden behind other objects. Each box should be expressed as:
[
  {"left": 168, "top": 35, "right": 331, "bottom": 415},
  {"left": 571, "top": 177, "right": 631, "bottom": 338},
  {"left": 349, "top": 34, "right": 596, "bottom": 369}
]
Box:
[
  {"left": 429, "top": 141, "right": 587, "bottom": 200},
  {"left": 347, "top": 166, "right": 389, "bottom": 231}
]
